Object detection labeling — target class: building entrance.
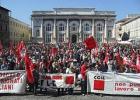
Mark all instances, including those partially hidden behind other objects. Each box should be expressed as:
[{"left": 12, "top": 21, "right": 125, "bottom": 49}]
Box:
[{"left": 71, "top": 34, "right": 77, "bottom": 43}]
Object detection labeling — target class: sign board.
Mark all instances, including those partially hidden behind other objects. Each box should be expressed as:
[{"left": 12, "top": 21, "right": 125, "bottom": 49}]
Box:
[
  {"left": 0, "top": 70, "right": 26, "bottom": 93},
  {"left": 87, "top": 71, "right": 140, "bottom": 95}
]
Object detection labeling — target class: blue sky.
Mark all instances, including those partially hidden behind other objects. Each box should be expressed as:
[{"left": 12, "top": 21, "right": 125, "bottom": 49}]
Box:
[{"left": 1, "top": 0, "right": 140, "bottom": 25}]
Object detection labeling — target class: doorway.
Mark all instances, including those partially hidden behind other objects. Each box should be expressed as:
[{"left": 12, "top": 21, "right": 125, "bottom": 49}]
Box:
[{"left": 71, "top": 34, "right": 77, "bottom": 43}]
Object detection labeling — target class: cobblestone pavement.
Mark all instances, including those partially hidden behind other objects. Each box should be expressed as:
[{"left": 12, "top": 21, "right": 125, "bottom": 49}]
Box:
[{"left": 0, "top": 91, "right": 140, "bottom": 100}]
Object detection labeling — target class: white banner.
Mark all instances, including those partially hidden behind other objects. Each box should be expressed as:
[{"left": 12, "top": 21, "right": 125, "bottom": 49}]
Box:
[
  {"left": 0, "top": 70, "right": 26, "bottom": 93},
  {"left": 41, "top": 74, "right": 75, "bottom": 89},
  {"left": 87, "top": 71, "right": 140, "bottom": 95}
]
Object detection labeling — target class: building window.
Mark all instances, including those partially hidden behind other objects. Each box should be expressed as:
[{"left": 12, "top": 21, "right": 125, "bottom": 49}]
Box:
[
  {"left": 46, "top": 34, "right": 51, "bottom": 43},
  {"left": 10, "top": 32, "right": 12, "bottom": 37},
  {"left": 58, "top": 34, "right": 64, "bottom": 42},
  {"left": 71, "top": 23, "right": 77, "bottom": 31},
  {"left": 36, "top": 30, "right": 40, "bottom": 37},
  {"left": 83, "top": 23, "right": 90, "bottom": 31},
  {"left": 22, "top": 33, "right": 24, "bottom": 37},
  {"left": 58, "top": 23, "right": 65, "bottom": 31},
  {"left": 14, "top": 32, "right": 16, "bottom": 37},
  {"left": 107, "top": 30, "right": 112, "bottom": 39},
  {"left": 96, "top": 23, "right": 103, "bottom": 32},
  {"left": 96, "top": 33, "right": 102, "bottom": 44},
  {"left": 83, "top": 34, "right": 90, "bottom": 41},
  {"left": 0, "top": 26, "right": 2, "bottom": 31},
  {"left": 46, "top": 23, "right": 52, "bottom": 31},
  {"left": 5, "top": 25, "right": 7, "bottom": 31}
]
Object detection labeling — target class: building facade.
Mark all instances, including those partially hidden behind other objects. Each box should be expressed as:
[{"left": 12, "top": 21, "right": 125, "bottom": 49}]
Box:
[
  {"left": 9, "top": 17, "right": 31, "bottom": 45},
  {"left": 0, "top": 6, "right": 10, "bottom": 46},
  {"left": 31, "top": 8, "right": 116, "bottom": 45},
  {"left": 115, "top": 18, "right": 131, "bottom": 41},
  {"left": 121, "top": 16, "right": 140, "bottom": 40},
  {"left": 115, "top": 15, "right": 140, "bottom": 42}
]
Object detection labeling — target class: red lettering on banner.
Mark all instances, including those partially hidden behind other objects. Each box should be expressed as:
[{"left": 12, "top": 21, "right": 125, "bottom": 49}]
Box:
[
  {"left": 115, "top": 87, "right": 133, "bottom": 91},
  {"left": 0, "top": 73, "right": 21, "bottom": 78},
  {"left": 115, "top": 82, "right": 126, "bottom": 86},
  {"left": 52, "top": 75, "right": 62, "bottom": 80},
  {"left": 46, "top": 76, "right": 51, "bottom": 80},
  {"left": 0, "top": 77, "right": 22, "bottom": 84},
  {"left": 129, "top": 83, "right": 140, "bottom": 87},
  {"left": 0, "top": 84, "right": 13, "bottom": 90},
  {"left": 114, "top": 82, "right": 134, "bottom": 91}
]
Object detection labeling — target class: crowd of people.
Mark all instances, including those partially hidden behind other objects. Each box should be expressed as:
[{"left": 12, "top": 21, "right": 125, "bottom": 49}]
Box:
[{"left": 0, "top": 41, "right": 140, "bottom": 95}]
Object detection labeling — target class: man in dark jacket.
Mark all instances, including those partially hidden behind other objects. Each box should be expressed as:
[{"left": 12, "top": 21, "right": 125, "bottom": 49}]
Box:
[{"left": 32, "top": 65, "right": 39, "bottom": 95}]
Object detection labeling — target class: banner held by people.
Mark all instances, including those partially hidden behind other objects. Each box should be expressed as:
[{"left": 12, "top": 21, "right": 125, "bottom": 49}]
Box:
[
  {"left": 87, "top": 71, "right": 140, "bottom": 95},
  {"left": 0, "top": 70, "right": 26, "bottom": 93}
]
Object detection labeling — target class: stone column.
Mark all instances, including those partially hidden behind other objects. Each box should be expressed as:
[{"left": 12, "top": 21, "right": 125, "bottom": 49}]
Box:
[
  {"left": 92, "top": 19, "right": 95, "bottom": 37},
  {"left": 79, "top": 19, "right": 82, "bottom": 42},
  {"left": 53, "top": 19, "right": 56, "bottom": 43},
  {"left": 66, "top": 19, "right": 69, "bottom": 42},
  {"left": 104, "top": 19, "right": 107, "bottom": 43},
  {"left": 31, "top": 19, "right": 34, "bottom": 37},
  {"left": 40, "top": 20, "right": 43, "bottom": 38},
  {"left": 40, "top": 19, "right": 43, "bottom": 43}
]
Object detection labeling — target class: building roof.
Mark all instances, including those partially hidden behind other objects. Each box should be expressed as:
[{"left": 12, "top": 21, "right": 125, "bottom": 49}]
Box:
[
  {"left": 122, "top": 16, "right": 140, "bottom": 25},
  {"left": 53, "top": 8, "right": 95, "bottom": 12},
  {"left": 0, "top": 6, "right": 10, "bottom": 11},
  {"left": 9, "top": 17, "right": 31, "bottom": 27},
  {"left": 127, "top": 14, "right": 140, "bottom": 18},
  {"left": 116, "top": 18, "right": 131, "bottom": 24},
  {"left": 32, "top": 8, "right": 116, "bottom": 16}
]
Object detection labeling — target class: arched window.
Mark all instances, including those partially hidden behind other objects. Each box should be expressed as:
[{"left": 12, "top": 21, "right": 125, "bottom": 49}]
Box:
[
  {"left": 58, "top": 34, "right": 64, "bottom": 42},
  {"left": 70, "top": 21, "right": 79, "bottom": 32},
  {"left": 96, "top": 23, "right": 103, "bottom": 32},
  {"left": 36, "top": 29, "right": 40, "bottom": 37},
  {"left": 84, "top": 23, "right": 90, "bottom": 31},
  {"left": 46, "top": 34, "right": 51, "bottom": 43},
  {"left": 46, "top": 23, "right": 52, "bottom": 31},
  {"left": 71, "top": 23, "right": 77, "bottom": 31},
  {"left": 83, "top": 34, "right": 90, "bottom": 41},
  {"left": 58, "top": 23, "right": 65, "bottom": 31}
]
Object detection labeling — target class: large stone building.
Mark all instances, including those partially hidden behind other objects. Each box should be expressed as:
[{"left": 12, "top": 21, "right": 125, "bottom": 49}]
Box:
[
  {"left": 31, "top": 8, "right": 116, "bottom": 45},
  {"left": 115, "top": 14, "right": 140, "bottom": 42},
  {"left": 115, "top": 18, "right": 131, "bottom": 41},
  {"left": 9, "top": 17, "right": 31, "bottom": 45},
  {"left": 0, "top": 6, "right": 10, "bottom": 46}
]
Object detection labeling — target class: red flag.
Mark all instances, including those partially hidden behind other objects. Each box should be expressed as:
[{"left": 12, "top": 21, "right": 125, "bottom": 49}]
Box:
[
  {"left": 136, "top": 54, "right": 140, "bottom": 71},
  {"left": 123, "top": 57, "right": 128, "bottom": 65},
  {"left": 51, "top": 48, "right": 58, "bottom": 57},
  {"left": 24, "top": 54, "right": 34, "bottom": 84},
  {"left": 84, "top": 36, "right": 97, "bottom": 50},
  {"left": 115, "top": 52, "right": 123, "bottom": 65},
  {"left": 104, "top": 53, "right": 109, "bottom": 63},
  {"left": 16, "top": 41, "right": 26, "bottom": 62}
]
